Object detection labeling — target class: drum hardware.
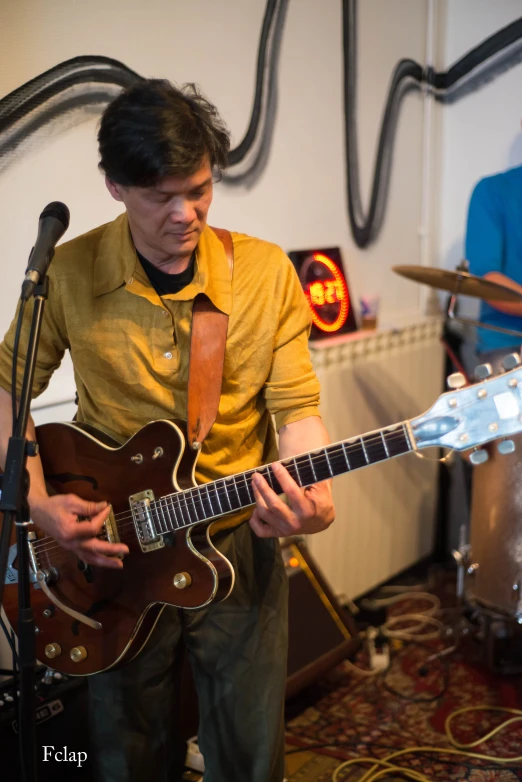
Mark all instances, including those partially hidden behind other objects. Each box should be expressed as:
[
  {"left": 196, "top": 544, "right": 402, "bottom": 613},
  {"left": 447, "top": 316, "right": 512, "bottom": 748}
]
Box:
[
  {"left": 393, "top": 259, "right": 522, "bottom": 340},
  {"left": 452, "top": 525, "right": 470, "bottom": 603},
  {"left": 393, "top": 261, "right": 522, "bottom": 673}
]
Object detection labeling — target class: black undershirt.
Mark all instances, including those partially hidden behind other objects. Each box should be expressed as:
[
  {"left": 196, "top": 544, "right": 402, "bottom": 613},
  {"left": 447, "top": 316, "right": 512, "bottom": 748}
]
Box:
[{"left": 137, "top": 249, "right": 195, "bottom": 295}]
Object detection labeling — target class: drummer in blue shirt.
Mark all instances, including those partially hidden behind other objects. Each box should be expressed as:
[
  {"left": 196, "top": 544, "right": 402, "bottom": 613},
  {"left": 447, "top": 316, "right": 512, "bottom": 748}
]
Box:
[{"left": 466, "top": 164, "right": 522, "bottom": 363}]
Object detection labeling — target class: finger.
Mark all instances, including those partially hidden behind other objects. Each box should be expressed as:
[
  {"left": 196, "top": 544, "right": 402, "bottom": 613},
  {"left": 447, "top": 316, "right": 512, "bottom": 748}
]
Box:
[
  {"left": 78, "top": 536, "right": 128, "bottom": 561},
  {"left": 271, "top": 462, "right": 310, "bottom": 510},
  {"left": 249, "top": 511, "right": 278, "bottom": 539},
  {"left": 77, "top": 551, "right": 124, "bottom": 569},
  {"left": 66, "top": 496, "right": 110, "bottom": 519},
  {"left": 88, "top": 504, "right": 115, "bottom": 535},
  {"left": 69, "top": 504, "right": 113, "bottom": 539},
  {"left": 252, "top": 473, "right": 293, "bottom": 522},
  {"left": 251, "top": 485, "right": 300, "bottom": 537},
  {"left": 61, "top": 513, "right": 129, "bottom": 556},
  {"left": 63, "top": 534, "right": 129, "bottom": 559}
]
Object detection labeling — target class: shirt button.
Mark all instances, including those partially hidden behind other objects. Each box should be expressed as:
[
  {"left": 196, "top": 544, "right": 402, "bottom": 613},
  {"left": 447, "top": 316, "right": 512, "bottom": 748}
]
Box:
[
  {"left": 127, "top": 277, "right": 134, "bottom": 285},
  {"left": 164, "top": 352, "right": 173, "bottom": 360},
  {"left": 162, "top": 310, "right": 169, "bottom": 317}
]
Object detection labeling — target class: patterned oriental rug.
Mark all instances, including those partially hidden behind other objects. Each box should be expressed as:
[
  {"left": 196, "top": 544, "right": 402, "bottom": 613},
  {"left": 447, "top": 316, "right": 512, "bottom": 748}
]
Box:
[{"left": 284, "top": 577, "right": 522, "bottom": 781}]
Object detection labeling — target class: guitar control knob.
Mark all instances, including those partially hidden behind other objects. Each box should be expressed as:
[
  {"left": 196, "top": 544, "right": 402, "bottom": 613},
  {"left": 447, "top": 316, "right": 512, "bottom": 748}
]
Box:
[
  {"left": 70, "top": 646, "right": 88, "bottom": 663},
  {"left": 502, "top": 353, "right": 521, "bottom": 372},
  {"left": 498, "top": 439, "right": 516, "bottom": 455},
  {"left": 447, "top": 372, "right": 466, "bottom": 390},
  {"left": 173, "top": 572, "right": 192, "bottom": 590},
  {"left": 474, "top": 363, "right": 493, "bottom": 380},
  {"left": 469, "top": 449, "right": 489, "bottom": 465},
  {"left": 45, "top": 643, "right": 62, "bottom": 659}
]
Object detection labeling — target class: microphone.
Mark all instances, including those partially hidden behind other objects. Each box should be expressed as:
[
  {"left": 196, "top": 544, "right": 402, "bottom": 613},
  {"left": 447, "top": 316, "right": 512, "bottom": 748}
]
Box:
[{"left": 21, "top": 202, "right": 70, "bottom": 300}]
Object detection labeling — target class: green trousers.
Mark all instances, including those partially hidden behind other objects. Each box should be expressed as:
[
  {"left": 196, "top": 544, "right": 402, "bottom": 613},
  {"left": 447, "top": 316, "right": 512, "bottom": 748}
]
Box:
[{"left": 88, "top": 524, "right": 289, "bottom": 782}]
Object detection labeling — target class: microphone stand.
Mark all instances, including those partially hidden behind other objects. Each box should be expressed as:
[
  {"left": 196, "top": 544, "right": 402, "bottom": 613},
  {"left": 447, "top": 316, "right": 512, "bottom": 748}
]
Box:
[{"left": 0, "top": 275, "right": 51, "bottom": 782}]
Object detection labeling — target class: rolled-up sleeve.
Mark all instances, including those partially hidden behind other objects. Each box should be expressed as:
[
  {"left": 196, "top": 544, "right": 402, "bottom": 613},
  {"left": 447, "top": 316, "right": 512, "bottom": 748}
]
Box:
[
  {"left": 264, "top": 258, "right": 320, "bottom": 430},
  {"left": 0, "top": 271, "right": 69, "bottom": 398}
]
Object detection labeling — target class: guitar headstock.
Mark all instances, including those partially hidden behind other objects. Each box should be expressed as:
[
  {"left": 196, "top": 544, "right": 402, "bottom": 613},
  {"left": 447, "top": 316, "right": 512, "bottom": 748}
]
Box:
[{"left": 411, "top": 353, "right": 522, "bottom": 461}]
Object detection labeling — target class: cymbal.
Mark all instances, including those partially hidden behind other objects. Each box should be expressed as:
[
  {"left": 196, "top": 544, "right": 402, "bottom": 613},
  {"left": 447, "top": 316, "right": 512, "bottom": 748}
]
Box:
[{"left": 393, "top": 265, "right": 522, "bottom": 302}]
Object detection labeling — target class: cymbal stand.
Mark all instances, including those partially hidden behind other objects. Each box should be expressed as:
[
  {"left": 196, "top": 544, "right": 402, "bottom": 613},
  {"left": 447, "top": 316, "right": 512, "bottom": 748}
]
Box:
[{"left": 446, "top": 260, "right": 522, "bottom": 340}]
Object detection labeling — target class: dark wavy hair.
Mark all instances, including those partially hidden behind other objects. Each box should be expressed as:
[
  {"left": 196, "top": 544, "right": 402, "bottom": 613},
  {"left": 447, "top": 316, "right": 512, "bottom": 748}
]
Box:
[{"left": 98, "top": 79, "right": 230, "bottom": 186}]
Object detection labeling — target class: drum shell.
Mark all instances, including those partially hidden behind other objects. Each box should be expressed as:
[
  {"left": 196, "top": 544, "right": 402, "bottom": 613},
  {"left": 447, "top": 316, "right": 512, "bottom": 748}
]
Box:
[{"left": 468, "top": 433, "right": 522, "bottom": 617}]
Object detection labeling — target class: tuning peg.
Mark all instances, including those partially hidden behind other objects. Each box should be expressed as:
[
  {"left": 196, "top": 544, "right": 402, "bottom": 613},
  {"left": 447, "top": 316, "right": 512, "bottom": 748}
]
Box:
[
  {"left": 447, "top": 372, "right": 467, "bottom": 390},
  {"left": 469, "top": 448, "right": 489, "bottom": 465},
  {"left": 474, "top": 363, "right": 493, "bottom": 380},
  {"left": 497, "top": 439, "right": 516, "bottom": 455},
  {"left": 502, "top": 353, "right": 521, "bottom": 372}
]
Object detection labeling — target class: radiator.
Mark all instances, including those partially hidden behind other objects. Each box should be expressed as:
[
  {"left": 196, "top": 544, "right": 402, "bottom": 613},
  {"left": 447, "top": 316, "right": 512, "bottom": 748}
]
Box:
[{"left": 307, "top": 318, "right": 445, "bottom": 600}]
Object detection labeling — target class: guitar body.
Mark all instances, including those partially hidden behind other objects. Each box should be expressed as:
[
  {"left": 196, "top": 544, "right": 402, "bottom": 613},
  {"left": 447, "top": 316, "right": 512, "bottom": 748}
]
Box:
[{"left": 2, "top": 420, "right": 234, "bottom": 676}]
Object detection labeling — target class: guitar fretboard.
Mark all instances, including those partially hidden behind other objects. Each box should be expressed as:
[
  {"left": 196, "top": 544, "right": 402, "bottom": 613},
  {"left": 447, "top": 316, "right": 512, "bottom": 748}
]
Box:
[{"left": 149, "top": 423, "right": 413, "bottom": 535}]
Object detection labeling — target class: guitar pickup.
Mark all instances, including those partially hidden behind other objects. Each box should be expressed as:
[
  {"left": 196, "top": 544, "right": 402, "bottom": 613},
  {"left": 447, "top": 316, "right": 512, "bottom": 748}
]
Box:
[
  {"left": 129, "top": 490, "right": 165, "bottom": 554},
  {"left": 103, "top": 505, "right": 120, "bottom": 544}
]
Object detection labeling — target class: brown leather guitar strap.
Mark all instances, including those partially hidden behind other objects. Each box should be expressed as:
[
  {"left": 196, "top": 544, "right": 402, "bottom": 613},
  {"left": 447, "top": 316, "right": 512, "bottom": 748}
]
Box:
[{"left": 187, "top": 227, "right": 233, "bottom": 449}]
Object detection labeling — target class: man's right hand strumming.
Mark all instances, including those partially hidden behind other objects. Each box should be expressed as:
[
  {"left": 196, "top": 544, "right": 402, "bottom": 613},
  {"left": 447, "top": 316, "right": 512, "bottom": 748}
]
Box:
[
  {"left": 0, "top": 387, "right": 128, "bottom": 569},
  {"left": 29, "top": 493, "right": 129, "bottom": 569}
]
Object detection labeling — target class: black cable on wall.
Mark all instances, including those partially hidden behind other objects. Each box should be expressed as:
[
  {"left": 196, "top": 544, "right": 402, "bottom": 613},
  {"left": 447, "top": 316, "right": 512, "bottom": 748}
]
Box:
[{"left": 1, "top": 0, "right": 522, "bottom": 246}]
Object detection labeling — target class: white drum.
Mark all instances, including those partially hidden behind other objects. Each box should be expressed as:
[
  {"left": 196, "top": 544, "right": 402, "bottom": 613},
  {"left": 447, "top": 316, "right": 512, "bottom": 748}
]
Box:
[{"left": 467, "top": 433, "right": 522, "bottom": 618}]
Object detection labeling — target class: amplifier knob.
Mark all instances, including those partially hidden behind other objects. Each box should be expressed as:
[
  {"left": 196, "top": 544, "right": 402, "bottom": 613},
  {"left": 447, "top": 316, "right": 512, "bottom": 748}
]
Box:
[
  {"left": 45, "top": 643, "right": 62, "bottom": 659},
  {"left": 173, "top": 572, "right": 192, "bottom": 589},
  {"left": 70, "top": 646, "right": 88, "bottom": 663}
]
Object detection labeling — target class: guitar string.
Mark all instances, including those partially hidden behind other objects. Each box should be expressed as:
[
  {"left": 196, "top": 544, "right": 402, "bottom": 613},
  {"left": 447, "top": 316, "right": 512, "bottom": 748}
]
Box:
[
  {"left": 31, "top": 389, "right": 516, "bottom": 561},
  {"left": 31, "top": 427, "right": 412, "bottom": 556},
  {"left": 35, "top": 393, "right": 495, "bottom": 558},
  {"left": 31, "top": 375, "right": 518, "bottom": 554},
  {"left": 29, "top": 424, "right": 434, "bottom": 557},
  {"left": 29, "top": 443, "right": 415, "bottom": 558}
]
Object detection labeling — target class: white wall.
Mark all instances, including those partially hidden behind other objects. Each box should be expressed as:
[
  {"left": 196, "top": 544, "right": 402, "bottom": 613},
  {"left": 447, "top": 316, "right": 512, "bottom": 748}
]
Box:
[
  {"left": 0, "top": 0, "right": 433, "bottom": 416},
  {"left": 438, "top": 0, "right": 522, "bottom": 278}
]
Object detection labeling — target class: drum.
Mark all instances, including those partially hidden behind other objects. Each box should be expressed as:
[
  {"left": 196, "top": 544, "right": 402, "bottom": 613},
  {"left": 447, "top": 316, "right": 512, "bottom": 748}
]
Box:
[{"left": 467, "top": 432, "right": 522, "bottom": 618}]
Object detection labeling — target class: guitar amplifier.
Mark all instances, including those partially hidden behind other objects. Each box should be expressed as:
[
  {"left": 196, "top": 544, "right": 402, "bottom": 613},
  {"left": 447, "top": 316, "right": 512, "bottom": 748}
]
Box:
[{"left": 282, "top": 538, "right": 358, "bottom": 698}]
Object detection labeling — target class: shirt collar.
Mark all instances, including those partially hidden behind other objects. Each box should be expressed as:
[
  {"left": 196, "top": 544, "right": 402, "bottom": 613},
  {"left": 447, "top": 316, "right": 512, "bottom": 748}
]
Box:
[
  {"left": 94, "top": 215, "right": 232, "bottom": 315},
  {"left": 94, "top": 213, "right": 137, "bottom": 297}
]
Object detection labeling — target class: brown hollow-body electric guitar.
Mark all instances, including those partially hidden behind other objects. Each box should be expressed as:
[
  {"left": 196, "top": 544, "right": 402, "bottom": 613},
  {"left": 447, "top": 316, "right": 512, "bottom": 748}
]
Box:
[{"left": 4, "top": 365, "right": 522, "bottom": 675}]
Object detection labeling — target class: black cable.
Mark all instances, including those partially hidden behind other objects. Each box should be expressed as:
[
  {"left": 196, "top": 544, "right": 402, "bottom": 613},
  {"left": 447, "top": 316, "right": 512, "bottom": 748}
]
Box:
[
  {"left": 435, "top": 16, "right": 522, "bottom": 90},
  {"left": 1, "top": 1, "right": 522, "bottom": 238},
  {"left": 381, "top": 641, "right": 450, "bottom": 703},
  {"left": 228, "top": 0, "right": 279, "bottom": 165},
  {"left": 0, "top": 55, "right": 142, "bottom": 133},
  {"left": 343, "top": 0, "right": 423, "bottom": 248},
  {"left": 342, "top": 0, "right": 522, "bottom": 248}
]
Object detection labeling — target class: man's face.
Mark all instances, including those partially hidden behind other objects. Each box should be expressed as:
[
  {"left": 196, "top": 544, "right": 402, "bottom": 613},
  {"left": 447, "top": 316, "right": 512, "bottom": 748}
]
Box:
[{"left": 106, "top": 159, "right": 213, "bottom": 270}]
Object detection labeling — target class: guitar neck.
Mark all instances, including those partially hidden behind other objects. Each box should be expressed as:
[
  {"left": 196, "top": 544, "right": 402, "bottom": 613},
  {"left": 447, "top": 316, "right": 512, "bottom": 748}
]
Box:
[{"left": 151, "top": 422, "right": 413, "bottom": 533}]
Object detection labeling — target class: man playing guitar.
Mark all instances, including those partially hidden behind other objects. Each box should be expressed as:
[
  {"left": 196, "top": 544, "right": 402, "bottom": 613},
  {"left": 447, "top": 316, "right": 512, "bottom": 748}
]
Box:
[{"left": 0, "top": 79, "right": 334, "bottom": 782}]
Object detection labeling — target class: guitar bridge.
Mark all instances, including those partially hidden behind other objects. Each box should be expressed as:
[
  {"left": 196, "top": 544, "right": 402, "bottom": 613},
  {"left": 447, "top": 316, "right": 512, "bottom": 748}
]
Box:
[{"left": 129, "top": 490, "right": 165, "bottom": 553}]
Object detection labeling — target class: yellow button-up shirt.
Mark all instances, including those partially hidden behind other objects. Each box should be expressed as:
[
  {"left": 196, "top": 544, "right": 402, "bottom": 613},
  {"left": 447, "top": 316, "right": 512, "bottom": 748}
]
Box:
[{"left": 0, "top": 214, "right": 320, "bottom": 526}]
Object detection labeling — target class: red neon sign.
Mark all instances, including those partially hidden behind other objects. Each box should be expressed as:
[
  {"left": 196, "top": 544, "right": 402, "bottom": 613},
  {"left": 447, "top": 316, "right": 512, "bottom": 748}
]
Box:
[{"left": 304, "top": 253, "right": 350, "bottom": 333}]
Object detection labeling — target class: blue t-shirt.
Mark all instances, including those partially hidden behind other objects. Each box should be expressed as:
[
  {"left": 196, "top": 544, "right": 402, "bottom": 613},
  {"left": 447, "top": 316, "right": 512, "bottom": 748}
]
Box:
[{"left": 466, "top": 165, "right": 522, "bottom": 352}]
